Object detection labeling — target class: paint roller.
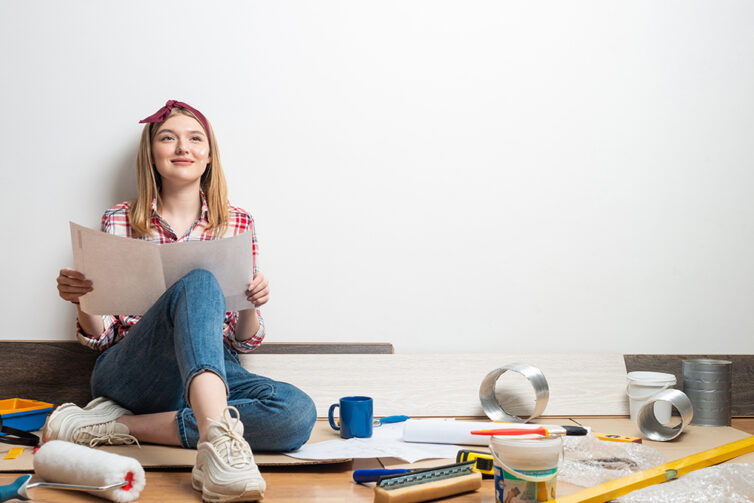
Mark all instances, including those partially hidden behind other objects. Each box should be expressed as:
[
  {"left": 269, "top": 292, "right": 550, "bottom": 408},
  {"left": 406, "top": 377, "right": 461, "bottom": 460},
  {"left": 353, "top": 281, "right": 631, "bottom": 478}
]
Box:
[{"left": 0, "top": 440, "right": 145, "bottom": 502}]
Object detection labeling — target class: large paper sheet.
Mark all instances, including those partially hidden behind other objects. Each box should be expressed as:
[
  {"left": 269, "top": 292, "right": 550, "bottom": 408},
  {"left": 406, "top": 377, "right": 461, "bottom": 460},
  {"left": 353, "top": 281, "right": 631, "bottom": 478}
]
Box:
[
  {"left": 402, "top": 419, "right": 591, "bottom": 445},
  {"left": 285, "top": 423, "right": 462, "bottom": 463},
  {"left": 70, "top": 222, "right": 254, "bottom": 315}
]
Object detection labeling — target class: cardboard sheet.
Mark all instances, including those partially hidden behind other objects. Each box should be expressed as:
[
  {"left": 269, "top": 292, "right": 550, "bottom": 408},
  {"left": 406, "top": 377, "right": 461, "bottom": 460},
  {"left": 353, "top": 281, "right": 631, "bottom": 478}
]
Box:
[
  {"left": 0, "top": 421, "right": 351, "bottom": 472},
  {"left": 2, "top": 418, "right": 750, "bottom": 474},
  {"left": 70, "top": 222, "right": 254, "bottom": 315},
  {"left": 379, "top": 417, "right": 754, "bottom": 467},
  {"left": 379, "top": 418, "right": 754, "bottom": 499},
  {"left": 569, "top": 417, "right": 754, "bottom": 463}
]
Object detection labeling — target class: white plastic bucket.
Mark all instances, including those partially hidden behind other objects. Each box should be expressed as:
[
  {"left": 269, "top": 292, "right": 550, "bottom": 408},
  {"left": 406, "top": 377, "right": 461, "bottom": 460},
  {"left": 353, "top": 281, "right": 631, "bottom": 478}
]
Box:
[
  {"left": 627, "top": 371, "right": 676, "bottom": 424},
  {"left": 489, "top": 435, "right": 563, "bottom": 503}
]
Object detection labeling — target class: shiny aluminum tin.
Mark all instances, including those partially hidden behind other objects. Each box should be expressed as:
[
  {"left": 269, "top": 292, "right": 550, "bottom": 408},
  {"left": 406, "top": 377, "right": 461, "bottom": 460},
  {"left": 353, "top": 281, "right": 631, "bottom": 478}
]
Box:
[
  {"left": 479, "top": 363, "right": 549, "bottom": 423},
  {"left": 682, "top": 359, "right": 732, "bottom": 426},
  {"left": 636, "top": 388, "right": 694, "bottom": 441}
]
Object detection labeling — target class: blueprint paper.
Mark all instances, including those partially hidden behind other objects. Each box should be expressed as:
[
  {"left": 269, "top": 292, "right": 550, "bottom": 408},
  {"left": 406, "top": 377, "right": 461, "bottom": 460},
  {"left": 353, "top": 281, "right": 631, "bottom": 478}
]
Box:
[
  {"left": 403, "top": 418, "right": 591, "bottom": 445},
  {"left": 403, "top": 419, "right": 500, "bottom": 445},
  {"left": 158, "top": 236, "right": 252, "bottom": 311},
  {"left": 284, "top": 423, "right": 462, "bottom": 463},
  {"left": 70, "top": 222, "right": 254, "bottom": 315}
]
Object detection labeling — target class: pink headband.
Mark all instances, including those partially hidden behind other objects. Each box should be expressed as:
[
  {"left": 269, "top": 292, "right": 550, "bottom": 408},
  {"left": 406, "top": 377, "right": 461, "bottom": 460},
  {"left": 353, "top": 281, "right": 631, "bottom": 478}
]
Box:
[{"left": 139, "top": 100, "right": 211, "bottom": 147}]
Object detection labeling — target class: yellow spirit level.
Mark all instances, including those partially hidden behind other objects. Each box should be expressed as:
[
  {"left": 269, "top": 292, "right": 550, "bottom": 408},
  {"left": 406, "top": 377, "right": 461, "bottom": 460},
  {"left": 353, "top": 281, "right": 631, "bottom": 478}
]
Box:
[{"left": 546, "top": 436, "right": 754, "bottom": 503}]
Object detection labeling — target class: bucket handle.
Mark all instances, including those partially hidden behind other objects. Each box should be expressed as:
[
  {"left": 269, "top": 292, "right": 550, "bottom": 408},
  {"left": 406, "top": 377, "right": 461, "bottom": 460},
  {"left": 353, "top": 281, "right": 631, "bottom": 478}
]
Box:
[
  {"left": 626, "top": 383, "right": 672, "bottom": 401},
  {"left": 495, "top": 442, "right": 563, "bottom": 483}
]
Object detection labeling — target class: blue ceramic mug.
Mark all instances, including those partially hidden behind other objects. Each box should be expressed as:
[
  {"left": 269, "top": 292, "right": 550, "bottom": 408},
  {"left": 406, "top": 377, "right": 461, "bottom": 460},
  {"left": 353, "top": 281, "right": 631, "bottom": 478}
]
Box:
[{"left": 328, "top": 396, "right": 373, "bottom": 438}]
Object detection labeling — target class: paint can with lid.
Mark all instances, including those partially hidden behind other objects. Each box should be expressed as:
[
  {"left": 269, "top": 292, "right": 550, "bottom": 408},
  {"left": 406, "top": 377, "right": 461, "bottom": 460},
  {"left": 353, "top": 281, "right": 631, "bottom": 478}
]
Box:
[{"left": 626, "top": 371, "right": 676, "bottom": 424}]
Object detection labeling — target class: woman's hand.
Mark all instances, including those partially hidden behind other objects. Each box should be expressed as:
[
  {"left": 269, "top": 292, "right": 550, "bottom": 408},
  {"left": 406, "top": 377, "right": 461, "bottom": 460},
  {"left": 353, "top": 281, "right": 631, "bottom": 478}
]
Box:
[
  {"left": 58, "top": 268, "right": 104, "bottom": 336},
  {"left": 245, "top": 273, "right": 270, "bottom": 307},
  {"left": 57, "top": 268, "right": 93, "bottom": 304}
]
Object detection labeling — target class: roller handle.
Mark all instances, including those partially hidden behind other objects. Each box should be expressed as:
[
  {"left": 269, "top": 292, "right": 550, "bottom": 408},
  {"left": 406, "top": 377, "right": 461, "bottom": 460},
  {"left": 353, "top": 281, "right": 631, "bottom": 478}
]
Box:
[
  {"left": 0, "top": 474, "right": 31, "bottom": 502},
  {"left": 353, "top": 468, "right": 411, "bottom": 483}
]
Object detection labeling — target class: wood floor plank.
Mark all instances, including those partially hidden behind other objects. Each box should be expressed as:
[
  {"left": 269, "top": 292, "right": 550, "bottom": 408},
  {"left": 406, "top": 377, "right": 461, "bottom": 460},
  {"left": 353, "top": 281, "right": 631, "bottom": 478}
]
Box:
[
  {"left": 2, "top": 419, "right": 752, "bottom": 502},
  {"left": 0, "top": 465, "right": 494, "bottom": 503},
  {"left": 732, "top": 418, "right": 754, "bottom": 435}
]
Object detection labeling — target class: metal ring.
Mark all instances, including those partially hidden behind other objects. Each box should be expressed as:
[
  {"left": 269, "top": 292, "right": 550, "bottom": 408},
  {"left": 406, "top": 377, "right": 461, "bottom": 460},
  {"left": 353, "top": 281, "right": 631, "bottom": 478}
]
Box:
[
  {"left": 636, "top": 389, "right": 694, "bottom": 441},
  {"left": 479, "top": 363, "right": 549, "bottom": 423}
]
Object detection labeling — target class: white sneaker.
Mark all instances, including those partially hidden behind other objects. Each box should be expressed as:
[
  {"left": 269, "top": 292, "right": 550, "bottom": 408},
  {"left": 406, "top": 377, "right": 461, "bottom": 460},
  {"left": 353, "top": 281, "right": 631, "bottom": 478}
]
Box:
[
  {"left": 42, "top": 396, "right": 137, "bottom": 447},
  {"left": 192, "top": 406, "right": 266, "bottom": 502}
]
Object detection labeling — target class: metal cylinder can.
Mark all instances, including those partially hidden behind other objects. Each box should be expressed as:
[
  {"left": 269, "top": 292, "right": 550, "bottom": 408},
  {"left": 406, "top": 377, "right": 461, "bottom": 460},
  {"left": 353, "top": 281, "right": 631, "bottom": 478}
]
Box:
[{"left": 682, "top": 359, "right": 732, "bottom": 426}]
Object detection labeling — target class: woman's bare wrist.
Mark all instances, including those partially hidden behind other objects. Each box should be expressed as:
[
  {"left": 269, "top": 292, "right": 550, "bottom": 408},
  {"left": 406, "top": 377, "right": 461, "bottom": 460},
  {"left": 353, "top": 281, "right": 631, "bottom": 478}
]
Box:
[{"left": 235, "top": 309, "right": 261, "bottom": 341}]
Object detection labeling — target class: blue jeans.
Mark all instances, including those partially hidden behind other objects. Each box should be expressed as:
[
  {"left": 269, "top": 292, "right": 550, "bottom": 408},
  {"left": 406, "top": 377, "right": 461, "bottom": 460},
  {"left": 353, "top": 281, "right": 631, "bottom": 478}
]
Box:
[{"left": 90, "top": 269, "right": 316, "bottom": 451}]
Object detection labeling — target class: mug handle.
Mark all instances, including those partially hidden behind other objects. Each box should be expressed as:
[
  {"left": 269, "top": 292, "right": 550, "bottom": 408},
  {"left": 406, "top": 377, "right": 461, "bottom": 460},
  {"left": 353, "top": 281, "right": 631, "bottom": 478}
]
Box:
[{"left": 328, "top": 403, "right": 340, "bottom": 431}]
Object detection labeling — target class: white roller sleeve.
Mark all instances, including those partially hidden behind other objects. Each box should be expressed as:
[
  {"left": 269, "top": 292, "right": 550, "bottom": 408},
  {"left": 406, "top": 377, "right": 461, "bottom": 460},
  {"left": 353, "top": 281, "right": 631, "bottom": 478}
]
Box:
[
  {"left": 34, "top": 441, "right": 146, "bottom": 503},
  {"left": 402, "top": 419, "right": 555, "bottom": 446}
]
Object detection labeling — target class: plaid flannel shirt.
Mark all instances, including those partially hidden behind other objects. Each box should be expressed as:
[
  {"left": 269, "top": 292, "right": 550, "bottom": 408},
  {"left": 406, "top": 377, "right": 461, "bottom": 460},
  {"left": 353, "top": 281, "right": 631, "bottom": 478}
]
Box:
[{"left": 75, "top": 192, "right": 265, "bottom": 353}]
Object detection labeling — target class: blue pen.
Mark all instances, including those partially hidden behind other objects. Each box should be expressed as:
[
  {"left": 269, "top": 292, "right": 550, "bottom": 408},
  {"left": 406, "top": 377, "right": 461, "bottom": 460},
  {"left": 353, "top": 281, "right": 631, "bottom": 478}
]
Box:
[
  {"left": 353, "top": 469, "right": 412, "bottom": 483},
  {"left": 374, "top": 415, "right": 410, "bottom": 426}
]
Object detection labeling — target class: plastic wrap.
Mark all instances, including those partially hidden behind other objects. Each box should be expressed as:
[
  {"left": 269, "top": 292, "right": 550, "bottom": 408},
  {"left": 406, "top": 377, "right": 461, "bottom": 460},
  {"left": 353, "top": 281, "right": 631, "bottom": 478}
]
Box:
[
  {"left": 558, "top": 434, "right": 666, "bottom": 487},
  {"left": 617, "top": 463, "right": 754, "bottom": 502}
]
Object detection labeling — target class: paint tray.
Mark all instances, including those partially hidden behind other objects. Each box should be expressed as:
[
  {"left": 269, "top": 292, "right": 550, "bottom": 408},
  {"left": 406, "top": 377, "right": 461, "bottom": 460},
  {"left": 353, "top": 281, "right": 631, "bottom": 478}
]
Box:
[{"left": 0, "top": 399, "right": 54, "bottom": 432}]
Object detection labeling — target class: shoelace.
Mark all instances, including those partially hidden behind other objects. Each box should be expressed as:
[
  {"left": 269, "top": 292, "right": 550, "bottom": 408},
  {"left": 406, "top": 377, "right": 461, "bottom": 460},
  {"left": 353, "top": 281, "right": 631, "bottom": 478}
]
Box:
[
  {"left": 88, "top": 432, "right": 140, "bottom": 448},
  {"left": 73, "top": 422, "right": 140, "bottom": 448},
  {"left": 212, "top": 408, "right": 252, "bottom": 468}
]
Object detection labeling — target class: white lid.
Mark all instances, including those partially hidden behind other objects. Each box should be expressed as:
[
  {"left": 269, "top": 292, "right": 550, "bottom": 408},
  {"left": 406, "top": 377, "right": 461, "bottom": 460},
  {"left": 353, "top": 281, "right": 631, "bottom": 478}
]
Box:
[{"left": 626, "top": 371, "right": 676, "bottom": 384}]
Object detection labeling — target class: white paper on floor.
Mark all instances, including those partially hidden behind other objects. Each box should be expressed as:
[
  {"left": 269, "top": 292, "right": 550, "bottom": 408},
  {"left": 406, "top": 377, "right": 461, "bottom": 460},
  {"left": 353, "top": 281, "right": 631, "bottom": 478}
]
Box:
[{"left": 285, "top": 423, "right": 462, "bottom": 463}]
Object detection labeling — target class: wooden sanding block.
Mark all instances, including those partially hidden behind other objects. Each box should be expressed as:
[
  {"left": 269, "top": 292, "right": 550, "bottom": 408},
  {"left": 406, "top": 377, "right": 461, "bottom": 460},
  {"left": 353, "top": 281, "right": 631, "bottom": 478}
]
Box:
[{"left": 373, "top": 461, "right": 482, "bottom": 503}]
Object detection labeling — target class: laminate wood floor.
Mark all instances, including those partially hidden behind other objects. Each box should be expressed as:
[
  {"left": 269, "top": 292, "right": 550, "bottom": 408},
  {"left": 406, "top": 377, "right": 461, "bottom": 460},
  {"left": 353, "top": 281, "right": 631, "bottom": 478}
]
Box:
[{"left": 2, "top": 419, "right": 751, "bottom": 503}]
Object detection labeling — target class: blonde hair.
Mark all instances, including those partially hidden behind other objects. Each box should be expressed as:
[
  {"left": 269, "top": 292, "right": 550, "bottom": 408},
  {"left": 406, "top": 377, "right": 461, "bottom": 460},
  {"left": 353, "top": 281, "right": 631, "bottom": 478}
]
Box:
[{"left": 130, "top": 108, "right": 229, "bottom": 238}]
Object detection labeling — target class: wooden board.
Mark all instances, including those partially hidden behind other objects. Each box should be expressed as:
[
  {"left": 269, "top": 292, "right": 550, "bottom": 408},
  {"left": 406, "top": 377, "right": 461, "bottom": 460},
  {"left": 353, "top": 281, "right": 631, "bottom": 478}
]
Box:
[
  {"left": 0, "top": 341, "right": 393, "bottom": 407},
  {"left": 240, "top": 353, "right": 630, "bottom": 417}
]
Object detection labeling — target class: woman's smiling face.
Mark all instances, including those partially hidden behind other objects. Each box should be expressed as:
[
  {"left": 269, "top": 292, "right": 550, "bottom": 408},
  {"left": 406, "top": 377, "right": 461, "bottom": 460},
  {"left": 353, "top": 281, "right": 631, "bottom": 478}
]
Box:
[{"left": 151, "top": 113, "right": 211, "bottom": 189}]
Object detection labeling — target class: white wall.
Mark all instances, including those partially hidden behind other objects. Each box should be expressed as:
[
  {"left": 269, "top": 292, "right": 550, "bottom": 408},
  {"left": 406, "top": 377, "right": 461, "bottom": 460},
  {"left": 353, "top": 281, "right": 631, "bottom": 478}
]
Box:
[{"left": 2, "top": 1, "right": 753, "bottom": 353}]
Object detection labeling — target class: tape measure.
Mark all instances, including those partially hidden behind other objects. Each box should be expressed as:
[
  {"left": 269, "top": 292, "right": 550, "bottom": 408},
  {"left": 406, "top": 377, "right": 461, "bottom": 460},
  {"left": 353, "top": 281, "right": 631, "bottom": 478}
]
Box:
[
  {"left": 455, "top": 449, "right": 495, "bottom": 478},
  {"left": 592, "top": 432, "right": 642, "bottom": 444}
]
